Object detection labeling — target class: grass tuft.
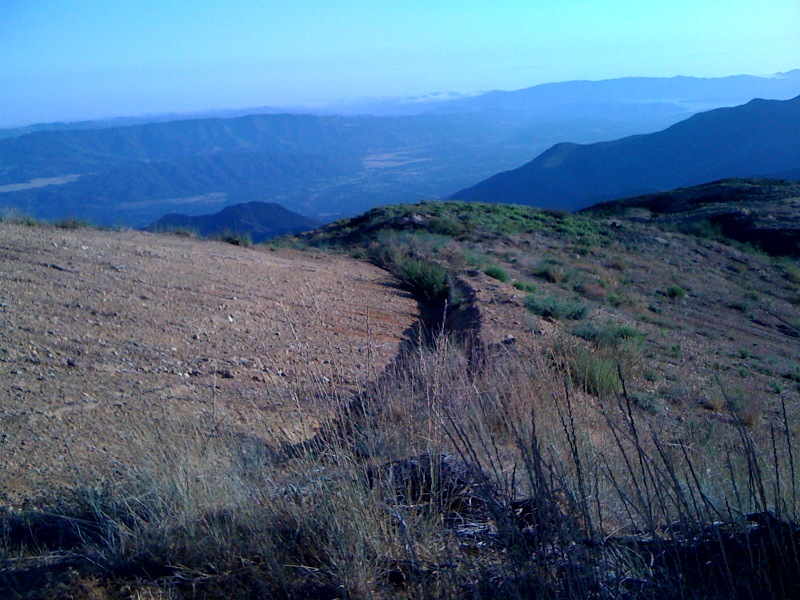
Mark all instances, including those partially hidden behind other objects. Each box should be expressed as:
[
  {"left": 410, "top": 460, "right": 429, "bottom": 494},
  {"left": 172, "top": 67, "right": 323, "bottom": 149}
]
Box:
[
  {"left": 525, "top": 293, "right": 589, "bottom": 320},
  {"left": 483, "top": 264, "right": 509, "bottom": 282}
]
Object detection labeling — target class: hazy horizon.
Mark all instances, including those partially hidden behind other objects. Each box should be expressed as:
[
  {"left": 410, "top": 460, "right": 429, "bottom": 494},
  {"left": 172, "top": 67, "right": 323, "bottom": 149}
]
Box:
[{"left": 2, "top": 1, "right": 799, "bottom": 128}]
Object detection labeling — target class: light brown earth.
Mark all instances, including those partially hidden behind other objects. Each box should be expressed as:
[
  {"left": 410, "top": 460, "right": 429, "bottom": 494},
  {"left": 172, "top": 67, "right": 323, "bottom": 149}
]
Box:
[{"left": 0, "top": 224, "right": 419, "bottom": 506}]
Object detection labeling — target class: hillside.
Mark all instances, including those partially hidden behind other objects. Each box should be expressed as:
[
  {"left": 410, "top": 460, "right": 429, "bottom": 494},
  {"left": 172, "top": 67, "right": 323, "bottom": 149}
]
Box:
[
  {"left": 452, "top": 95, "right": 800, "bottom": 210},
  {"left": 4, "top": 73, "right": 800, "bottom": 228},
  {"left": 0, "top": 222, "right": 419, "bottom": 507},
  {"left": 2, "top": 199, "right": 800, "bottom": 597},
  {"left": 144, "top": 201, "right": 321, "bottom": 243},
  {"left": 583, "top": 178, "right": 800, "bottom": 256}
]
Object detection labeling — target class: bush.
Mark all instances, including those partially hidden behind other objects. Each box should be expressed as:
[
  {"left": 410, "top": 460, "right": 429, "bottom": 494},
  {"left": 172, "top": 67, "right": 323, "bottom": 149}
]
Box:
[
  {"left": 666, "top": 284, "right": 686, "bottom": 299},
  {"left": 395, "top": 256, "right": 450, "bottom": 303},
  {"left": 0, "top": 211, "right": 38, "bottom": 226},
  {"left": 218, "top": 231, "right": 253, "bottom": 247},
  {"left": 565, "top": 346, "right": 620, "bottom": 397},
  {"left": 525, "top": 293, "right": 589, "bottom": 320},
  {"left": 483, "top": 264, "right": 509, "bottom": 282},
  {"left": 571, "top": 322, "right": 644, "bottom": 348},
  {"left": 51, "top": 218, "right": 93, "bottom": 230},
  {"left": 512, "top": 280, "right": 537, "bottom": 293},
  {"left": 533, "top": 259, "right": 568, "bottom": 284}
]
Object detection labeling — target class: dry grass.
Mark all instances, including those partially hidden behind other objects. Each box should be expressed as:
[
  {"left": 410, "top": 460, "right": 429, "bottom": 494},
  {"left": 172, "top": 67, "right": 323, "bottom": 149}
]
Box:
[{"left": 3, "top": 330, "right": 800, "bottom": 598}]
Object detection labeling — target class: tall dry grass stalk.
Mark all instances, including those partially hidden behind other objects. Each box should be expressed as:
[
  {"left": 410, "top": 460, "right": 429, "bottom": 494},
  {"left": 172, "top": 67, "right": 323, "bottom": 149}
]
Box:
[{"left": 5, "top": 328, "right": 799, "bottom": 597}]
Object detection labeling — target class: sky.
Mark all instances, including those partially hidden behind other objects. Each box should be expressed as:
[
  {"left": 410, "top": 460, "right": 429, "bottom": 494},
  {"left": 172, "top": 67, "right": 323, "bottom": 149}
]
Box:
[{"left": 1, "top": 0, "right": 799, "bottom": 127}]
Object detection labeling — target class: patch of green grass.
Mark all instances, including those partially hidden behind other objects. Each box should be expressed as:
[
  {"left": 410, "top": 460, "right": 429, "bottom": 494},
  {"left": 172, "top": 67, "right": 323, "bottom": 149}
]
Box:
[
  {"left": 533, "top": 259, "right": 573, "bottom": 285},
  {"left": 571, "top": 322, "right": 645, "bottom": 348},
  {"left": 462, "top": 249, "right": 489, "bottom": 268},
  {"left": 300, "top": 200, "right": 605, "bottom": 248},
  {"left": 674, "top": 219, "right": 725, "bottom": 241},
  {"left": 512, "top": 280, "right": 537, "bottom": 293},
  {"left": 525, "top": 294, "right": 589, "bottom": 320},
  {"left": 567, "top": 347, "right": 620, "bottom": 397},
  {"left": 0, "top": 212, "right": 39, "bottom": 226},
  {"left": 666, "top": 285, "right": 687, "bottom": 300},
  {"left": 780, "top": 261, "right": 800, "bottom": 285},
  {"left": 606, "top": 292, "right": 623, "bottom": 307},
  {"left": 217, "top": 231, "right": 253, "bottom": 247},
  {"left": 483, "top": 264, "right": 509, "bottom": 282},
  {"left": 51, "top": 218, "right": 94, "bottom": 230},
  {"left": 631, "top": 391, "right": 662, "bottom": 414}
]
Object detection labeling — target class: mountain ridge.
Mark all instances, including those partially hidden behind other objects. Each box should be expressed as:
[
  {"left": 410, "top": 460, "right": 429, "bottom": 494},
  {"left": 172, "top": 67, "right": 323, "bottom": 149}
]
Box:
[
  {"left": 451, "top": 95, "right": 800, "bottom": 210},
  {"left": 3, "top": 73, "right": 800, "bottom": 227}
]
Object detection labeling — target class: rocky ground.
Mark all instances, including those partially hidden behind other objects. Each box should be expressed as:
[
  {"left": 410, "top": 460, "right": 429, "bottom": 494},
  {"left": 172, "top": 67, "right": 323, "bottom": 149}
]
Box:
[{"left": 0, "top": 224, "right": 418, "bottom": 506}]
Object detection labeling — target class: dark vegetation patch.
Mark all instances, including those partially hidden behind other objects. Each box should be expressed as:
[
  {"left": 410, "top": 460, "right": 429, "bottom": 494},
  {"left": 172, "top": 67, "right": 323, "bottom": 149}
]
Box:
[{"left": 584, "top": 178, "right": 800, "bottom": 257}]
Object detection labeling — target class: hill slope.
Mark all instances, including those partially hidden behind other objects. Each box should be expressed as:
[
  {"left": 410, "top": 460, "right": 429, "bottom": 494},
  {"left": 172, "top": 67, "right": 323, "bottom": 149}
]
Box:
[
  {"left": 583, "top": 178, "right": 800, "bottom": 256},
  {"left": 452, "top": 95, "right": 800, "bottom": 210},
  {"left": 144, "top": 201, "right": 321, "bottom": 243},
  {"left": 4, "top": 73, "right": 800, "bottom": 227},
  {"left": 2, "top": 197, "right": 800, "bottom": 597}
]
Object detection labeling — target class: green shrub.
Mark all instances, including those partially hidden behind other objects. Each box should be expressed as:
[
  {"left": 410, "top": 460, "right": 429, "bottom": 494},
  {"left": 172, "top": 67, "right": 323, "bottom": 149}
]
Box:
[
  {"left": 606, "top": 292, "right": 623, "bottom": 307},
  {"left": 218, "top": 231, "right": 253, "bottom": 247},
  {"left": 631, "top": 391, "right": 661, "bottom": 414},
  {"left": 524, "top": 294, "right": 589, "bottom": 320},
  {"left": 571, "top": 322, "right": 644, "bottom": 348},
  {"left": 666, "top": 284, "right": 686, "bottom": 299},
  {"left": 52, "top": 218, "right": 93, "bottom": 230},
  {"left": 462, "top": 250, "right": 489, "bottom": 268},
  {"left": 567, "top": 347, "right": 620, "bottom": 397},
  {"left": 512, "top": 280, "right": 537, "bottom": 293},
  {"left": 782, "top": 262, "right": 800, "bottom": 285},
  {"left": 533, "top": 259, "right": 568, "bottom": 284},
  {"left": 1, "top": 211, "right": 38, "bottom": 226},
  {"left": 429, "top": 215, "right": 469, "bottom": 237},
  {"left": 483, "top": 264, "right": 509, "bottom": 282},
  {"left": 394, "top": 256, "right": 450, "bottom": 303}
]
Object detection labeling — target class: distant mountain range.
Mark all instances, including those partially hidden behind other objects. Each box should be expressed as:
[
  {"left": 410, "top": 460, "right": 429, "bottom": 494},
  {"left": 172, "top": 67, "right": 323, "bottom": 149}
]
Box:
[
  {"left": 144, "top": 201, "right": 320, "bottom": 243},
  {"left": 452, "top": 95, "right": 800, "bottom": 210},
  {"left": 1, "top": 72, "right": 800, "bottom": 226}
]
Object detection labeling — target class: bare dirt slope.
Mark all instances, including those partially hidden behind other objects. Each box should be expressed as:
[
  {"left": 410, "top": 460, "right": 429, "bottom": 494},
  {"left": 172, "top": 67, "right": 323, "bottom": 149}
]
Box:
[{"left": 0, "top": 224, "right": 418, "bottom": 506}]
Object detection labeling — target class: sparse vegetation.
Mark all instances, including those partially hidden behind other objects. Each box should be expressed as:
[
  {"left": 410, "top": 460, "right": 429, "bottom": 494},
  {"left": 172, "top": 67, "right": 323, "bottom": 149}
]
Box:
[
  {"left": 4, "top": 195, "right": 800, "bottom": 598},
  {"left": 4, "top": 336, "right": 798, "bottom": 598},
  {"left": 51, "top": 217, "right": 94, "bottom": 230},
  {"left": 512, "top": 279, "right": 537, "bottom": 293},
  {"left": 483, "top": 264, "right": 509, "bottom": 282},
  {"left": 571, "top": 321, "right": 644, "bottom": 348},
  {"left": 666, "top": 284, "right": 687, "bottom": 299},
  {"left": 525, "top": 293, "right": 589, "bottom": 320},
  {"left": 533, "top": 258, "right": 571, "bottom": 284},
  {"left": 216, "top": 230, "right": 253, "bottom": 247}
]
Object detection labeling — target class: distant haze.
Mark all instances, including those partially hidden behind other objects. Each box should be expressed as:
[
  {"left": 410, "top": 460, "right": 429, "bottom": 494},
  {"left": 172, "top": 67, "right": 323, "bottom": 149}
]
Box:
[{"left": 1, "top": 1, "right": 798, "bottom": 127}]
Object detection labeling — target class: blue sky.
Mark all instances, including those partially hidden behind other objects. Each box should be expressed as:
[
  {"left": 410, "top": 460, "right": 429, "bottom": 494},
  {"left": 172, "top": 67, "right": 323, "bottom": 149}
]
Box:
[{"left": 1, "top": 0, "right": 798, "bottom": 127}]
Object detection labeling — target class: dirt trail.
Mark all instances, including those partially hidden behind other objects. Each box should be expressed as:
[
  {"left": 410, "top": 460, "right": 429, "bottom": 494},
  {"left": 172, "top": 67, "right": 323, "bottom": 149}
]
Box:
[{"left": 0, "top": 224, "right": 419, "bottom": 505}]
